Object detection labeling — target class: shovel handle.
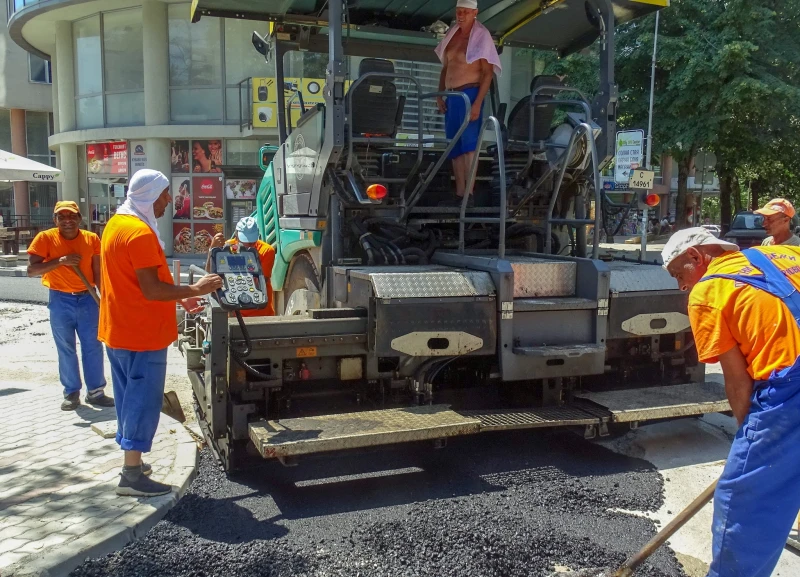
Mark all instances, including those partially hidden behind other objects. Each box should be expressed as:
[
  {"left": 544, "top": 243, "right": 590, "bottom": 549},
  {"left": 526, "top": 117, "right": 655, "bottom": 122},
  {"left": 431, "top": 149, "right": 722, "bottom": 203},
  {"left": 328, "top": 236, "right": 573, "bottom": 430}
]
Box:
[
  {"left": 614, "top": 479, "right": 718, "bottom": 577},
  {"left": 70, "top": 265, "right": 101, "bottom": 306}
]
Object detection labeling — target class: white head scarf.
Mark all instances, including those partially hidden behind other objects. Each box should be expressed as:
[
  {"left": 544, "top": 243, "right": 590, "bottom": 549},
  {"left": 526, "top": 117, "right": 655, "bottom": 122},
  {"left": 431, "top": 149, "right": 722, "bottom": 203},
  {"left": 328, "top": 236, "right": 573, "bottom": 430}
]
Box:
[{"left": 116, "top": 169, "right": 170, "bottom": 249}]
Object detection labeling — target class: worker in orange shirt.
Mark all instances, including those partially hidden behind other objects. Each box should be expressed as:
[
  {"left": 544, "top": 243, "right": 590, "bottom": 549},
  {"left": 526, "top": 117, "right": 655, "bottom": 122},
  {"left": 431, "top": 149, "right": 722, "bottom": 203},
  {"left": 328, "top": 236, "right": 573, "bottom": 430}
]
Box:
[
  {"left": 99, "top": 169, "right": 222, "bottom": 497},
  {"left": 206, "top": 216, "right": 276, "bottom": 316},
  {"left": 662, "top": 227, "right": 800, "bottom": 577},
  {"left": 27, "top": 201, "right": 114, "bottom": 410}
]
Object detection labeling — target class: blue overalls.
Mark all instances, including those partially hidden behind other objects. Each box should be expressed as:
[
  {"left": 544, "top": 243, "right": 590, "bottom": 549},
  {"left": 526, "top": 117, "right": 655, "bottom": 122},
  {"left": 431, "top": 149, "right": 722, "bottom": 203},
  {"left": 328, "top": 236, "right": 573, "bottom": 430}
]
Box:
[{"left": 699, "top": 248, "right": 800, "bottom": 577}]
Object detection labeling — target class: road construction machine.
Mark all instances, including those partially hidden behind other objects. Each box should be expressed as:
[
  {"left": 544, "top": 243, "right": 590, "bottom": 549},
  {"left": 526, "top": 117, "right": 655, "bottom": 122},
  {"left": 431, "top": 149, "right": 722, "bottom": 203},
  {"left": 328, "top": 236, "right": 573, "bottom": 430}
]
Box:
[{"left": 180, "top": 0, "right": 729, "bottom": 471}]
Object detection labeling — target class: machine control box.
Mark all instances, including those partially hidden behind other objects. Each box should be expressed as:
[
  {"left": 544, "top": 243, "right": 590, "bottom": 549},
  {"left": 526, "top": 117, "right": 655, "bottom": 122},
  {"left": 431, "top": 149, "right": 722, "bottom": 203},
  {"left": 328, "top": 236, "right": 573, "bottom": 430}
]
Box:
[{"left": 210, "top": 246, "right": 268, "bottom": 311}]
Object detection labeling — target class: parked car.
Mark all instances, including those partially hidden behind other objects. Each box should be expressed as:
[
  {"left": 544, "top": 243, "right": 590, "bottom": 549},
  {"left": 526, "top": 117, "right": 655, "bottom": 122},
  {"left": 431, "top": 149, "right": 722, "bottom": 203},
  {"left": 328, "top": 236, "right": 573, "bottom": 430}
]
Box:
[
  {"left": 702, "top": 224, "right": 721, "bottom": 238},
  {"left": 723, "top": 211, "right": 800, "bottom": 248}
]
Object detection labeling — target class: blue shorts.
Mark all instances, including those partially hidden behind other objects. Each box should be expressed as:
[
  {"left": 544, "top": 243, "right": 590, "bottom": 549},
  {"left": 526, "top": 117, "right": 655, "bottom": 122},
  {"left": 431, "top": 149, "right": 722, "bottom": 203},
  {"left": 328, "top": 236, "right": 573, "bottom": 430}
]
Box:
[{"left": 445, "top": 86, "right": 483, "bottom": 159}]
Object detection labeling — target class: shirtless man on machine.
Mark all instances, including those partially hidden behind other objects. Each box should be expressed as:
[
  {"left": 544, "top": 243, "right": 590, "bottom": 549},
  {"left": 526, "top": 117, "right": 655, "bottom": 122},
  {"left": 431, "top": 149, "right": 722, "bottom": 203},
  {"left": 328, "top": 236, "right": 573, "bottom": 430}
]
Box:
[{"left": 435, "top": 0, "right": 502, "bottom": 205}]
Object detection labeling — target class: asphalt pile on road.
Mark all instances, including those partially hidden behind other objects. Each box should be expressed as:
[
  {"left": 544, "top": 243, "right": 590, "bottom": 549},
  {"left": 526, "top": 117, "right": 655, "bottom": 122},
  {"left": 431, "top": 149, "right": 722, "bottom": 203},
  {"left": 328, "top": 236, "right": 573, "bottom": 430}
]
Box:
[{"left": 71, "top": 431, "right": 687, "bottom": 577}]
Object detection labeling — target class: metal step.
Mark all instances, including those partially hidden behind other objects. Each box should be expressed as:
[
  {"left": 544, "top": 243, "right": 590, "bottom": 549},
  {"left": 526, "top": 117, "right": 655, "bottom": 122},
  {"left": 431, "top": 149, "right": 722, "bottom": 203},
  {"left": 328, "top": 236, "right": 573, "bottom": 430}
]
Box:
[
  {"left": 514, "top": 297, "right": 597, "bottom": 312},
  {"left": 513, "top": 344, "right": 605, "bottom": 358},
  {"left": 576, "top": 382, "right": 730, "bottom": 423},
  {"left": 460, "top": 403, "right": 609, "bottom": 431},
  {"left": 249, "top": 405, "right": 481, "bottom": 459}
]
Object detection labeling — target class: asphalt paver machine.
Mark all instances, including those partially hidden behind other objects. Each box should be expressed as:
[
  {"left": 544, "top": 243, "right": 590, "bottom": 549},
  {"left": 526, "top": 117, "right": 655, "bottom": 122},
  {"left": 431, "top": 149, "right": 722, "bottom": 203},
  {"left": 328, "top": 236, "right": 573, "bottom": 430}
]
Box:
[{"left": 184, "top": 0, "right": 729, "bottom": 471}]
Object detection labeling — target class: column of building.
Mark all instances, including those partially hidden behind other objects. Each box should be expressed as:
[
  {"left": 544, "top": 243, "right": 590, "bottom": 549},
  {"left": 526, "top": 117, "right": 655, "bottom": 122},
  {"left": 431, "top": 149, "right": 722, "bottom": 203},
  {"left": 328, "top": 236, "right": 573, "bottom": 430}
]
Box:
[
  {"left": 53, "top": 20, "right": 79, "bottom": 210},
  {"left": 10, "top": 109, "right": 28, "bottom": 223},
  {"left": 143, "top": 0, "right": 173, "bottom": 255}
]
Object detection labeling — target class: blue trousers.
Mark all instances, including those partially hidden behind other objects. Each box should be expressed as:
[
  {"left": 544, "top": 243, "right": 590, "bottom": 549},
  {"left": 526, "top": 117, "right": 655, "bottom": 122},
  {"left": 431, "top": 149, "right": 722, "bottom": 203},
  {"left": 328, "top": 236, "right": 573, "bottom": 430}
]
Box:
[
  {"left": 709, "top": 359, "right": 800, "bottom": 577},
  {"left": 107, "top": 347, "right": 168, "bottom": 453},
  {"left": 445, "top": 86, "right": 483, "bottom": 159},
  {"left": 48, "top": 289, "right": 106, "bottom": 396}
]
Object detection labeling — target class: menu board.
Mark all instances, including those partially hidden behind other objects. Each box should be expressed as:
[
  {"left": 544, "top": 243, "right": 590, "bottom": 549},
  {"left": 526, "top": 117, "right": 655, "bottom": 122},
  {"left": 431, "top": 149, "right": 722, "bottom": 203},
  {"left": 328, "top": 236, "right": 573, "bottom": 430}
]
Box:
[
  {"left": 225, "top": 179, "right": 258, "bottom": 200},
  {"left": 230, "top": 200, "right": 253, "bottom": 225},
  {"left": 193, "top": 222, "right": 224, "bottom": 254},
  {"left": 87, "top": 141, "right": 128, "bottom": 175},
  {"left": 172, "top": 177, "right": 191, "bottom": 220},
  {"left": 172, "top": 223, "right": 193, "bottom": 254},
  {"left": 192, "top": 176, "right": 224, "bottom": 220}
]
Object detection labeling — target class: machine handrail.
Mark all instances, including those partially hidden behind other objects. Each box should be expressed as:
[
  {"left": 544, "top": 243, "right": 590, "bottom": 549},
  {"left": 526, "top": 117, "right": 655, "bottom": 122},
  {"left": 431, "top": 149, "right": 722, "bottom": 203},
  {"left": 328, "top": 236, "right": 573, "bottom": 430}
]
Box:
[
  {"left": 544, "top": 122, "right": 601, "bottom": 259},
  {"left": 402, "top": 90, "right": 471, "bottom": 216},
  {"left": 285, "top": 90, "right": 306, "bottom": 135},
  {"left": 458, "top": 116, "right": 508, "bottom": 258},
  {"left": 238, "top": 76, "right": 253, "bottom": 132}
]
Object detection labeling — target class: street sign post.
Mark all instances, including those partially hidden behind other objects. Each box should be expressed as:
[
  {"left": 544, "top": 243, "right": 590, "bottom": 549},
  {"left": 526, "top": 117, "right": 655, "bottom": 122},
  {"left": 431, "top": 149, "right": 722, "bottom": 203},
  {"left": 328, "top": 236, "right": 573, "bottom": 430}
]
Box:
[{"left": 629, "top": 168, "right": 657, "bottom": 261}]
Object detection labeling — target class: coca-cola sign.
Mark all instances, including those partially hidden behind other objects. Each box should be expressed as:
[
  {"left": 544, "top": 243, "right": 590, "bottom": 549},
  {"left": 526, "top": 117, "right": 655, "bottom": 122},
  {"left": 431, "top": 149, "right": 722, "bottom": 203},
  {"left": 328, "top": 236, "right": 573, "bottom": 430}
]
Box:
[{"left": 191, "top": 176, "right": 223, "bottom": 221}]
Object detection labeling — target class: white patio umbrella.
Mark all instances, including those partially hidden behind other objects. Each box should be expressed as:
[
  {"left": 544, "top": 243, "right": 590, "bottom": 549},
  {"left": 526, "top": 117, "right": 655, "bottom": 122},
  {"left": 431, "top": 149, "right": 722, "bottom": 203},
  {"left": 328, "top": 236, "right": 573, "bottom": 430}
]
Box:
[{"left": 0, "top": 149, "right": 61, "bottom": 183}]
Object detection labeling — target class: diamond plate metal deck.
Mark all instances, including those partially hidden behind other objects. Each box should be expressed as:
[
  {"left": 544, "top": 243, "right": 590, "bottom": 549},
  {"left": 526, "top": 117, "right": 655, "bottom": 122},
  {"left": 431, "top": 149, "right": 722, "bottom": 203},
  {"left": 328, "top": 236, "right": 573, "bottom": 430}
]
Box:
[
  {"left": 368, "top": 270, "right": 496, "bottom": 298},
  {"left": 249, "top": 405, "right": 482, "bottom": 458},
  {"left": 576, "top": 382, "right": 730, "bottom": 423},
  {"left": 607, "top": 261, "right": 679, "bottom": 293},
  {"left": 460, "top": 405, "right": 606, "bottom": 431},
  {"left": 505, "top": 257, "right": 576, "bottom": 298}
]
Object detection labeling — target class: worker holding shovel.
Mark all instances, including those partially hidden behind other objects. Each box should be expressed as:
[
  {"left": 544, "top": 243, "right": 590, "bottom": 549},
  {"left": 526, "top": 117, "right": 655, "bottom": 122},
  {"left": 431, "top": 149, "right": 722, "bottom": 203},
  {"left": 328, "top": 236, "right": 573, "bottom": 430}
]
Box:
[
  {"left": 662, "top": 227, "right": 800, "bottom": 577},
  {"left": 27, "top": 201, "right": 114, "bottom": 411}
]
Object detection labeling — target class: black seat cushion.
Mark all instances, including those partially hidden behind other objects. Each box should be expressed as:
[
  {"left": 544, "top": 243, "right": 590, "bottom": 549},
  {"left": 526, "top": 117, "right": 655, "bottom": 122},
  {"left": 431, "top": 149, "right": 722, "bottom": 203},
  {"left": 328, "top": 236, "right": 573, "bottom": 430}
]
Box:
[
  {"left": 506, "top": 75, "right": 565, "bottom": 143},
  {"left": 350, "top": 58, "right": 399, "bottom": 136}
]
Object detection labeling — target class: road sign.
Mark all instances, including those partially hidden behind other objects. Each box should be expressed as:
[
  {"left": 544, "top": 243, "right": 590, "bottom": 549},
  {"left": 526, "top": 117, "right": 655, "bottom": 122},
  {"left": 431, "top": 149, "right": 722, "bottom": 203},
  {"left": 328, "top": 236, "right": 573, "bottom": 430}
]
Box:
[
  {"left": 630, "top": 169, "right": 655, "bottom": 190},
  {"left": 614, "top": 130, "right": 645, "bottom": 183}
]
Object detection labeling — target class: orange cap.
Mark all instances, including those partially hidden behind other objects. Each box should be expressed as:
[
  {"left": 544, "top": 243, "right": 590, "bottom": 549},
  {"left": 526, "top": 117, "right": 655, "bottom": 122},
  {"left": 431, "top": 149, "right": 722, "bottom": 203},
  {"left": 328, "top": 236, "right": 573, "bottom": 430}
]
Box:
[
  {"left": 53, "top": 201, "right": 81, "bottom": 215},
  {"left": 755, "top": 198, "right": 795, "bottom": 218}
]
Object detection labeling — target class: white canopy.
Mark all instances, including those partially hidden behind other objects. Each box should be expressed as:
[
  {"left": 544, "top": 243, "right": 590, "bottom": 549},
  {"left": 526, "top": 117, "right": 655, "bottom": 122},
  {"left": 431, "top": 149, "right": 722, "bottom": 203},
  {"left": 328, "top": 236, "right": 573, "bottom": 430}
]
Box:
[{"left": 0, "top": 149, "right": 61, "bottom": 183}]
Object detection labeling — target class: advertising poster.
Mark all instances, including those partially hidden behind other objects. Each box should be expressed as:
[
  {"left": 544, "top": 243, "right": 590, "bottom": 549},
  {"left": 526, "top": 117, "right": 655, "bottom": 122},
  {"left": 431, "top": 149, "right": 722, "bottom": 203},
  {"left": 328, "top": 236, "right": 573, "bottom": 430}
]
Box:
[
  {"left": 172, "top": 177, "right": 191, "bottom": 220},
  {"left": 171, "top": 140, "right": 190, "bottom": 173},
  {"left": 614, "top": 130, "right": 644, "bottom": 184},
  {"left": 173, "top": 223, "right": 193, "bottom": 254},
  {"left": 193, "top": 222, "right": 224, "bottom": 254},
  {"left": 130, "top": 140, "right": 147, "bottom": 172},
  {"left": 192, "top": 140, "right": 223, "bottom": 173},
  {"left": 225, "top": 179, "right": 258, "bottom": 200},
  {"left": 251, "top": 77, "right": 350, "bottom": 128},
  {"left": 87, "top": 141, "right": 128, "bottom": 175},
  {"left": 192, "top": 176, "right": 224, "bottom": 220}
]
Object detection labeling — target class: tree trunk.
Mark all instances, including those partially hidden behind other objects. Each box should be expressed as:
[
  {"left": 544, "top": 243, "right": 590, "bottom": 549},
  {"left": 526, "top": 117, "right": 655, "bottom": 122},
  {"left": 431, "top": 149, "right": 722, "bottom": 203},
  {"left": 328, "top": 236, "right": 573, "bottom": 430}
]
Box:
[
  {"left": 718, "top": 161, "right": 733, "bottom": 234},
  {"left": 750, "top": 178, "right": 764, "bottom": 211},
  {"left": 732, "top": 175, "right": 743, "bottom": 214},
  {"left": 674, "top": 148, "right": 696, "bottom": 229}
]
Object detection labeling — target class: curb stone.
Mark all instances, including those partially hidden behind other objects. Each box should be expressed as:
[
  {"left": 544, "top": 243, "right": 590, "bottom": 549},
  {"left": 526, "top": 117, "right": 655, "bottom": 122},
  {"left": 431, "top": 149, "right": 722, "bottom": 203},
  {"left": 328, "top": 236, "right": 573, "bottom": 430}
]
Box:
[{"left": 3, "top": 423, "right": 198, "bottom": 577}]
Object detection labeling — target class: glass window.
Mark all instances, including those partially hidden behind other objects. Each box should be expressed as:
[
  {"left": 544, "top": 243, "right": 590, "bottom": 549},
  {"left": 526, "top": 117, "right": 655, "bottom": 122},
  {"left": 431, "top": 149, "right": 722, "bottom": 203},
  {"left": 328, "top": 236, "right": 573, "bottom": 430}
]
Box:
[
  {"left": 73, "top": 16, "right": 102, "bottom": 96},
  {"left": 170, "top": 88, "right": 223, "bottom": 123},
  {"left": 103, "top": 9, "right": 144, "bottom": 91},
  {"left": 0, "top": 109, "right": 12, "bottom": 152},
  {"left": 168, "top": 3, "right": 222, "bottom": 87},
  {"left": 224, "top": 18, "right": 274, "bottom": 85},
  {"left": 76, "top": 96, "right": 104, "bottom": 129},
  {"left": 29, "top": 54, "right": 51, "bottom": 84},
  {"left": 225, "top": 140, "right": 261, "bottom": 166},
  {"left": 106, "top": 92, "right": 145, "bottom": 126},
  {"left": 25, "top": 111, "right": 51, "bottom": 158}
]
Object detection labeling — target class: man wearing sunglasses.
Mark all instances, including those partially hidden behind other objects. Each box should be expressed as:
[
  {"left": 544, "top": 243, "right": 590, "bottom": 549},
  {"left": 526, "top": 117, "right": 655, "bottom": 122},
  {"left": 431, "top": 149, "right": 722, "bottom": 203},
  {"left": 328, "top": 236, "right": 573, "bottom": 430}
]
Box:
[{"left": 27, "top": 201, "right": 114, "bottom": 410}]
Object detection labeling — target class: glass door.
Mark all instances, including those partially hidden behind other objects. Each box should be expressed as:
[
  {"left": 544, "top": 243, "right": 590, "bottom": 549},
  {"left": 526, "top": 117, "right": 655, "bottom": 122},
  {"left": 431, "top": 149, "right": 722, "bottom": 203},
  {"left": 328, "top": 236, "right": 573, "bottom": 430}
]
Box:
[{"left": 89, "top": 177, "right": 128, "bottom": 236}]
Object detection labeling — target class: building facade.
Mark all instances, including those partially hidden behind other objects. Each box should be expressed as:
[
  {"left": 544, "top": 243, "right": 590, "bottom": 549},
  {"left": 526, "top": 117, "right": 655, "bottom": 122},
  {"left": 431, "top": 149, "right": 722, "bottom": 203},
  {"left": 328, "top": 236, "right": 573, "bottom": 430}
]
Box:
[{"left": 0, "top": 0, "right": 54, "bottom": 227}]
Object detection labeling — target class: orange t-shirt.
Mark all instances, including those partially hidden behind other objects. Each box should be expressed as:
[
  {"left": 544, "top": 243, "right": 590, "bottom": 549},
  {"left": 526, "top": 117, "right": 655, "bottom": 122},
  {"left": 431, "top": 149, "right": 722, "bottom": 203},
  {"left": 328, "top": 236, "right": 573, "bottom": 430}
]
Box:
[
  {"left": 239, "top": 240, "right": 276, "bottom": 317},
  {"left": 688, "top": 246, "right": 800, "bottom": 380},
  {"left": 98, "top": 215, "right": 177, "bottom": 351},
  {"left": 27, "top": 228, "right": 100, "bottom": 293}
]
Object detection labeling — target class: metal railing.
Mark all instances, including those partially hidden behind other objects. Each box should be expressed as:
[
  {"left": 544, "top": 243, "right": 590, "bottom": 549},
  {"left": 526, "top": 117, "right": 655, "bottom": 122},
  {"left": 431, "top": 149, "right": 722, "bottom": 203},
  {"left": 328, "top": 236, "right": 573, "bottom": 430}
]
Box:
[
  {"left": 238, "top": 77, "right": 254, "bottom": 131},
  {"left": 458, "top": 116, "right": 508, "bottom": 258}
]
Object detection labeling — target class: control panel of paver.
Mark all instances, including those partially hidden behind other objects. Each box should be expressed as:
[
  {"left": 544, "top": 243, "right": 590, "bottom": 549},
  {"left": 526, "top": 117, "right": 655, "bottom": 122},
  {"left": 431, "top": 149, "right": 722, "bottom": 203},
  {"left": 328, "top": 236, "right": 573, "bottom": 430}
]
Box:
[{"left": 210, "top": 246, "right": 268, "bottom": 311}]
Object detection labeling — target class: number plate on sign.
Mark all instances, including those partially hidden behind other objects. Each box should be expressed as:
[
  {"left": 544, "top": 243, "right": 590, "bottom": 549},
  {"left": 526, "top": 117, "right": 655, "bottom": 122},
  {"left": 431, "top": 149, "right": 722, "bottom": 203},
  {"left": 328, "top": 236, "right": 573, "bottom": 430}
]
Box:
[
  {"left": 629, "top": 169, "right": 655, "bottom": 190},
  {"left": 296, "top": 346, "right": 317, "bottom": 358}
]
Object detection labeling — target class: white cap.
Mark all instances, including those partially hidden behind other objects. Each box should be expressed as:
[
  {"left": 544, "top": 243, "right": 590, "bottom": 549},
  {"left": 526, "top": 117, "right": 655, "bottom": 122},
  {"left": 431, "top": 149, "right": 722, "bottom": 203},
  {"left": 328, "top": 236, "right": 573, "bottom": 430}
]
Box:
[
  {"left": 661, "top": 227, "right": 739, "bottom": 269},
  {"left": 456, "top": 0, "right": 478, "bottom": 9}
]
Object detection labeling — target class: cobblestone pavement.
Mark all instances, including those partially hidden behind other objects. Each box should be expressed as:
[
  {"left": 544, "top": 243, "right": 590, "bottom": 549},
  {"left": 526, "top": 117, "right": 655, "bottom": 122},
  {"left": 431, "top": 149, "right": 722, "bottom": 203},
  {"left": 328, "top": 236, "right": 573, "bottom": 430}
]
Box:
[{"left": 0, "top": 302, "right": 199, "bottom": 577}]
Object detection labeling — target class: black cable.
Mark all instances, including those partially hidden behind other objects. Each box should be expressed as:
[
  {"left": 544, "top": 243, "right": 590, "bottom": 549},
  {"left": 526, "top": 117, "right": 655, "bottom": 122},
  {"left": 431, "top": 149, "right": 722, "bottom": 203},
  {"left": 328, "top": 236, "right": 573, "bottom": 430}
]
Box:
[{"left": 230, "top": 310, "right": 276, "bottom": 381}]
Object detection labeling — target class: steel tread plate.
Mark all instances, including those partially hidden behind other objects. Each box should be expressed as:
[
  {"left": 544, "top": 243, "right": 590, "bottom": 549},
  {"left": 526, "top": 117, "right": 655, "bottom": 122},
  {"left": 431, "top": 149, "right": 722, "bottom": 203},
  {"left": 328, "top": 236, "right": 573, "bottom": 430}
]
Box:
[
  {"left": 606, "top": 261, "right": 679, "bottom": 293},
  {"left": 459, "top": 405, "right": 604, "bottom": 431},
  {"left": 513, "top": 344, "right": 605, "bottom": 357},
  {"left": 368, "top": 270, "right": 496, "bottom": 298},
  {"left": 575, "top": 382, "right": 730, "bottom": 423},
  {"left": 249, "top": 405, "right": 481, "bottom": 458},
  {"left": 506, "top": 257, "right": 576, "bottom": 298}
]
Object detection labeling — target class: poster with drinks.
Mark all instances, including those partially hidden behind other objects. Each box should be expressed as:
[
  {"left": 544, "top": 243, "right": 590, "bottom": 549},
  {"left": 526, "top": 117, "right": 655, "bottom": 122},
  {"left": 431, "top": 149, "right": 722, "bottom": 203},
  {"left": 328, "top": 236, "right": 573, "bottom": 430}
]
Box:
[
  {"left": 87, "top": 141, "right": 128, "bottom": 175},
  {"left": 192, "top": 140, "right": 223, "bottom": 173},
  {"left": 192, "top": 176, "right": 223, "bottom": 220},
  {"left": 172, "top": 177, "right": 191, "bottom": 220},
  {"left": 225, "top": 179, "right": 258, "bottom": 200},
  {"left": 193, "top": 222, "right": 224, "bottom": 254},
  {"left": 173, "top": 223, "right": 193, "bottom": 254},
  {"left": 171, "top": 140, "right": 190, "bottom": 173}
]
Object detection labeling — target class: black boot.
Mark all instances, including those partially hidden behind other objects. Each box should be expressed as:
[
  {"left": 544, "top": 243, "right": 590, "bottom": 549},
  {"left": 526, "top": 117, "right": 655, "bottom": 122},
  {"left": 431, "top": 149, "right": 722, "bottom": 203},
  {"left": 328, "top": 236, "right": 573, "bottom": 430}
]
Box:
[
  {"left": 61, "top": 392, "right": 80, "bottom": 411},
  {"left": 116, "top": 465, "right": 171, "bottom": 497}
]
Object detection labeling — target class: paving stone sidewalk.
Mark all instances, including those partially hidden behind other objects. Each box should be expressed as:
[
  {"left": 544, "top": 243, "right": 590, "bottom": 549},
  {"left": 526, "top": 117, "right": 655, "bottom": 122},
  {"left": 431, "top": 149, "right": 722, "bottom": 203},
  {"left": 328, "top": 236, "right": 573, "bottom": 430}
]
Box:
[{"left": 0, "top": 383, "right": 199, "bottom": 577}]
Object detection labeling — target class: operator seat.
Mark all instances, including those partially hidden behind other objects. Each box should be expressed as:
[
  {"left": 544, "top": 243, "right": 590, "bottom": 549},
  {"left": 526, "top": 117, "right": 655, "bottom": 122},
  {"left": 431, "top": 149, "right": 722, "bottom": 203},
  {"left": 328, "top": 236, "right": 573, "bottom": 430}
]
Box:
[
  {"left": 348, "top": 58, "right": 405, "bottom": 137},
  {"left": 506, "top": 75, "right": 565, "bottom": 146}
]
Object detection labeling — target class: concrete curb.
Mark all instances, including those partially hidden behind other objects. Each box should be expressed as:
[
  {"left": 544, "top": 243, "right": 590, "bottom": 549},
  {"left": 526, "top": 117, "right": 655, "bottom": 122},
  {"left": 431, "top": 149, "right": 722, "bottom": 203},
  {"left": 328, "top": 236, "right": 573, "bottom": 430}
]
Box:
[{"left": 3, "top": 419, "right": 199, "bottom": 577}]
